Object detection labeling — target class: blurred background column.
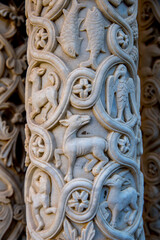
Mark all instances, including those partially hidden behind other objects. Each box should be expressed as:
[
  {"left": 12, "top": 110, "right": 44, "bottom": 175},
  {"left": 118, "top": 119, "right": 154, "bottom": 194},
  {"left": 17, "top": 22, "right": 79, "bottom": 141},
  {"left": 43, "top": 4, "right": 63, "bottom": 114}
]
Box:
[
  {"left": 139, "top": 0, "right": 160, "bottom": 239},
  {"left": 0, "top": 0, "right": 27, "bottom": 239}
]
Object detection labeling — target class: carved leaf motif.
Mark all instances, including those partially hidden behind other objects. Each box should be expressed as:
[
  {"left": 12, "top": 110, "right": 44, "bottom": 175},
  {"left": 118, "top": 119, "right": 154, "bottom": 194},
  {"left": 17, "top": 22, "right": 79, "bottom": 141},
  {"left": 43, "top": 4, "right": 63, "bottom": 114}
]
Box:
[
  {"left": 0, "top": 2, "right": 24, "bottom": 26},
  {"left": 63, "top": 219, "right": 95, "bottom": 240},
  {"left": 0, "top": 116, "right": 10, "bottom": 137},
  {"left": 79, "top": 221, "right": 95, "bottom": 240},
  {"left": 0, "top": 203, "right": 13, "bottom": 239},
  {"left": 63, "top": 218, "right": 78, "bottom": 240}
]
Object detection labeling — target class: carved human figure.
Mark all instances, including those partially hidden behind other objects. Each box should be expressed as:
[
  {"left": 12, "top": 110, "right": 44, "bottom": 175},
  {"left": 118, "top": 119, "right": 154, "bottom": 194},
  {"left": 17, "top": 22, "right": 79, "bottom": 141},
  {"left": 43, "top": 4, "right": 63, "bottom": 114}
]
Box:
[
  {"left": 29, "top": 67, "right": 59, "bottom": 121},
  {"left": 55, "top": 111, "right": 109, "bottom": 182},
  {"left": 101, "top": 171, "right": 138, "bottom": 228},
  {"left": 107, "top": 64, "right": 138, "bottom": 122},
  {"left": 28, "top": 170, "right": 56, "bottom": 231}
]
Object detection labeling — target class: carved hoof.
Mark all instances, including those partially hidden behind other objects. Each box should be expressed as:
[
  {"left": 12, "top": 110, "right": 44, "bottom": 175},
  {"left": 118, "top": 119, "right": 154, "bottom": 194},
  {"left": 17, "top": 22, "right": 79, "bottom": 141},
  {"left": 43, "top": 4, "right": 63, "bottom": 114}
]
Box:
[
  {"left": 128, "top": 218, "right": 134, "bottom": 226},
  {"left": 36, "top": 222, "right": 44, "bottom": 231},
  {"left": 84, "top": 165, "right": 91, "bottom": 173},
  {"left": 30, "top": 110, "right": 40, "bottom": 119},
  {"left": 45, "top": 207, "right": 57, "bottom": 214},
  {"left": 115, "top": 117, "right": 124, "bottom": 123},
  {"left": 41, "top": 116, "right": 47, "bottom": 122},
  {"left": 30, "top": 112, "right": 35, "bottom": 119},
  {"left": 92, "top": 166, "right": 100, "bottom": 176},
  {"left": 110, "top": 221, "right": 116, "bottom": 228},
  {"left": 55, "top": 161, "right": 61, "bottom": 168},
  {"left": 64, "top": 174, "right": 72, "bottom": 182}
]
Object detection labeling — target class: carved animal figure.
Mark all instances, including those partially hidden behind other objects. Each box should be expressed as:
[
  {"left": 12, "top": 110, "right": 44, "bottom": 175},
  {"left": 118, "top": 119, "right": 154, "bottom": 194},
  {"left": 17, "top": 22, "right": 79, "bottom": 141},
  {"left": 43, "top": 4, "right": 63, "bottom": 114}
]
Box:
[
  {"left": 107, "top": 64, "right": 138, "bottom": 122},
  {"left": 55, "top": 111, "right": 109, "bottom": 182},
  {"left": 80, "top": 7, "right": 110, "bottom": 70},
  {"left": 28, "top": 170, "right": 56, "bottom": 231},
  {"left": 29, "top": 67, "right": 59, "bottom": 121},
  {"left": 105, "top": 171, "right": 138, "bottom": 228},
  {"left": 57, "top": 0, "right": 85, "bottom": 58}
]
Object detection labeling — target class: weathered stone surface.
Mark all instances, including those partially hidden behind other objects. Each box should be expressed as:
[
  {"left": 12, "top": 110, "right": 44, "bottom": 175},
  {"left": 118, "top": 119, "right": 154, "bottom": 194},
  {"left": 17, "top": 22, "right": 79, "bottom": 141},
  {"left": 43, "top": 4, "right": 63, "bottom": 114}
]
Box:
[
  {"left": 139, "top": 1, "right": 160, "bottom": 239},
  {"left": 25, "top": 0, "right": 144, "bottom": 239},
  {"left": 0, "top": 1, "right": 27, "bottom": 239}
]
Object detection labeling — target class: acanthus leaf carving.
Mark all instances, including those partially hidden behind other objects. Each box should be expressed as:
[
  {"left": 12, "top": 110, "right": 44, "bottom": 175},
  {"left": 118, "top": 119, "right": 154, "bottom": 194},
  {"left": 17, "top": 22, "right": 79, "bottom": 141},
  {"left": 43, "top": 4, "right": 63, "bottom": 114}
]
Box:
[
  {"left": 0, "top": 1, "right": 26, "bottom": 239},
  {"left": 63, "top": 218, "right": 95, "bottom": 240}
]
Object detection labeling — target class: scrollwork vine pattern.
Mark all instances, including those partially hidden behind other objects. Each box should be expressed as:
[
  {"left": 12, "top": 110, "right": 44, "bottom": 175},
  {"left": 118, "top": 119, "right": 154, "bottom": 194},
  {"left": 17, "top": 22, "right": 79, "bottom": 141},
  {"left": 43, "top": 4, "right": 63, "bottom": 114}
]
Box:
[{"left": 25, "top": 0, "right": 144, "bottom": 239}]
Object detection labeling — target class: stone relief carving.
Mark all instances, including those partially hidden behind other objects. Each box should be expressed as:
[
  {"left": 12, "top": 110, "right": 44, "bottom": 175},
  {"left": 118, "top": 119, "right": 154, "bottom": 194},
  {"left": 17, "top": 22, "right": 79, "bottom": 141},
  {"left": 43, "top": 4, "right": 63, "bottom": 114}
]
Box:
[
  {"left": 25, "top": 0, "right": 144, "bottom": 239},
  {"left": 57, "top": 0, "right": 85, "bottom": 58},
  {"left": 55, "top": 111, "right": 109, "bottom": 181},
  {"left": 106, "top": 64, "right": 138, "bottom": 122},
  {"left": 139, "top": 0, "right": 160, "bottom": 239},
  {"left": 29, "top": 67, "right": 59, "bottom": 122},
  {"left": 28, "top": 169, "right": 56, "bottom": 231},
  {"left": 80, "top": 6, "right": 109, "bottom": 70},
  {"left": 63, "top": 218, "right": 95, "bottom": 240},
  {"left": 0, "top": 1, "right": 27, "bottom": 239}
]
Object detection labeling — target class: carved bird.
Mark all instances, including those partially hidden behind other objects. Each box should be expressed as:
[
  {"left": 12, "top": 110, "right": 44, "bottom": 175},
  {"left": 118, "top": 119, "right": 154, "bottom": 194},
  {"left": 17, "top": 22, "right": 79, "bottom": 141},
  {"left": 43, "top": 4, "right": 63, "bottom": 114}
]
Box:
[{"left": 106, "top": 64, "right": 138, "bottom": 122}]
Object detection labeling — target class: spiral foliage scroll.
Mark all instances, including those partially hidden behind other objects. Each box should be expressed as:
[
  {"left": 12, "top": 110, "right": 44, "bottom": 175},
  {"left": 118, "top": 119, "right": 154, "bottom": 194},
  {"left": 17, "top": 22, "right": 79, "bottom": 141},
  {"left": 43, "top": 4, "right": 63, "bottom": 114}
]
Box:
[
  {"left": 0, "top": 1, "right": 27, "bottom": 239},
  {"left": 139, "top": 0, "right": 160, "bottom": 239},
  {"left": 25, "top": 0, "right": 144, "bottom": 239}
]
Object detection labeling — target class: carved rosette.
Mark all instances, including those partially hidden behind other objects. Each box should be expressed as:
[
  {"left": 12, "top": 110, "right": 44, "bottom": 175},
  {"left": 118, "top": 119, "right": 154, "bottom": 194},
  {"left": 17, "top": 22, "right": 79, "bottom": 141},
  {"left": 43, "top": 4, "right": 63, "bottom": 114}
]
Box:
[
  {"left": 139, "top": 0, "right": 160, "bottom": 239},
  {"left": 25, "top": 0, "right": 144, "bottom": 239},
  {"left": 0, "top": 1, "right": 27, "bottom": 239}
]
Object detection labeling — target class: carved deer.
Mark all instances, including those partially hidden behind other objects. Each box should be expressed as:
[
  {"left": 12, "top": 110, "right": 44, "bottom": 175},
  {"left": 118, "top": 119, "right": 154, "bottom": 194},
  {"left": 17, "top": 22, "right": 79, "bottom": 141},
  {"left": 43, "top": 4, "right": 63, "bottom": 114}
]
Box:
[
  {"left": 29, "top": 67, "right": 59, "bottom": 121},
  {"left": 55, "top": 111, "right": 109, "bottom": 182},
  {"left": 103, "top": 171, "right": 138, "bottom": 228}
]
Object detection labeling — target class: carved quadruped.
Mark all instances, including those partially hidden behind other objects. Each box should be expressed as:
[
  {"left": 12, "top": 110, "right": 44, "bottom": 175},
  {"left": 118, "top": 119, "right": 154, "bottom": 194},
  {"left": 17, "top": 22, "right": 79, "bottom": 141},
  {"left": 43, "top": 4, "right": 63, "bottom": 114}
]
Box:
[
  {"left": 0, "top": 1, "right": 27, "bottom": 239},
  {"left": 139, "top": 0, "right": 160, "bottom": 239},
  {"left": 25, "top": 0, "right": 144, "bottom": 239}
]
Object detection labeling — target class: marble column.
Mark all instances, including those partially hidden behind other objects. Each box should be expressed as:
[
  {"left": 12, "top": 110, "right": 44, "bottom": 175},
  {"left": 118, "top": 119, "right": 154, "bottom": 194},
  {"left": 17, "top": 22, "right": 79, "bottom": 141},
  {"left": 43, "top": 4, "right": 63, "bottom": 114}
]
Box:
[
  {"left": 0, "top": 1, "right": 26, "bottom": 239},
  {"left": 25, "top": 0, "right": 144, "bottom": 239},
  {"left": 139, "top": 0, "right": 160, "bottom": 239}
]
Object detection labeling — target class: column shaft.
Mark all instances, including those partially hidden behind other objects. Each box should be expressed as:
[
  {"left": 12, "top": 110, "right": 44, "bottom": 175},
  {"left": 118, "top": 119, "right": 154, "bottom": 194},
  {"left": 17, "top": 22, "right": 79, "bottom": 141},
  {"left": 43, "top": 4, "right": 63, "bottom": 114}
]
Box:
[
  {"left": 139, "top": 0, "right": 160, "bottom": 239},
  {"left": 25, "top": 0, "right": 144, "bottom": 239},
  {"left": 0, "top": 1, "right": 26, "bottom": 239}
]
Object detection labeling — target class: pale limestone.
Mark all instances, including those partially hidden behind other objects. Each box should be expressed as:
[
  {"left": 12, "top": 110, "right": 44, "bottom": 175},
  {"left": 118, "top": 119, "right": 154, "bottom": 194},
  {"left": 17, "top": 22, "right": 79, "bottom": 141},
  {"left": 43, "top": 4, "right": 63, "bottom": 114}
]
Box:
[{"left": 25, "top": 0, "right": 144, "bottom": 239}]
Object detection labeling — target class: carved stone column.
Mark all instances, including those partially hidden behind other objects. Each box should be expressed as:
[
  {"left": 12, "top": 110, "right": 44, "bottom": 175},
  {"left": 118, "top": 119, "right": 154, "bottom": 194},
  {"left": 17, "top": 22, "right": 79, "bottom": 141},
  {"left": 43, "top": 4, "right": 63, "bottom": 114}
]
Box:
[
  {"left": 25, "top": 0, "right": 144, "bottom": 239},
  {"left": 0, "top": 1, "right": 26, "bottom": 239},
  {"left": 139, "top": 0, "right": 160, "bottom": 239}
]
